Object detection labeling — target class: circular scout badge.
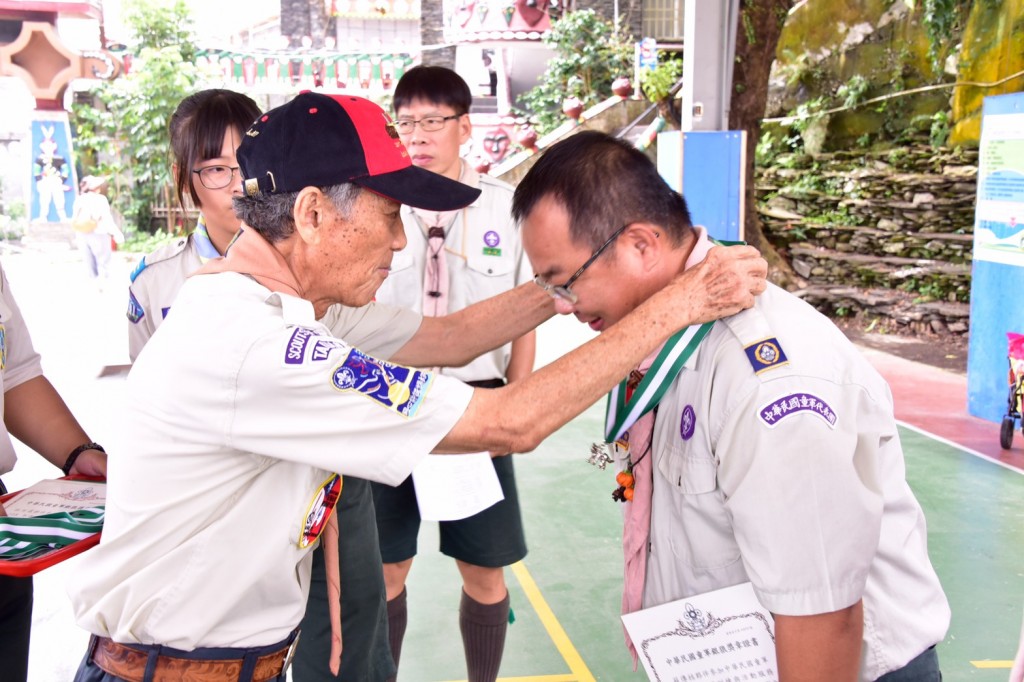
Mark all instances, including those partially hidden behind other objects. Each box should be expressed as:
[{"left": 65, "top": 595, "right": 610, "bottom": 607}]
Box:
[
  {"left": 483, "top": 230, "right": 500, "bottom": 247},
  {"left": 755, "top": 341, "right": 780, "bottom": 364},
  {"left": 680, "top": 405, "right": 696, "bottom": 440}
]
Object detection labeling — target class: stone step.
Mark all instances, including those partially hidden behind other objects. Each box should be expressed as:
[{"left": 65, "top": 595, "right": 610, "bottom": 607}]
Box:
[{"left": 471, "top": 96, "right": 498, "bottom": 114}]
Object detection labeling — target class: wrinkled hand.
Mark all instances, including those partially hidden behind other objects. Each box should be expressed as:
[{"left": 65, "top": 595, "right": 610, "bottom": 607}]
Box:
[
  {"left": 675, "top": 245, "right": 767, "bottom": 324},
  {"left": 69, "top": 449, "right": 107, "bottom": 478}
]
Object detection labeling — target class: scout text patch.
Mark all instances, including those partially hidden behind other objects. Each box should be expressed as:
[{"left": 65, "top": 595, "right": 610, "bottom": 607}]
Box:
[
  {"left": 284, "top": 327, "right": 318, "bottom": 365},
  {"left": 298, "top": 473, "right": 342, "bottom": 548},
  {"left": 759, "top": 392, "right": 837, "bottom": 429},
  {"left": 744, "top": 337, "right": 788, "bottom": 374},
  {"left": 126, "top": 291, "right": 145, "bottom": 324},
  {"left": 311, "top": 338, "right": 346, "bottom": 362},
  {"left": 332, "top": 348, "right": 431, "bottom": 418}
]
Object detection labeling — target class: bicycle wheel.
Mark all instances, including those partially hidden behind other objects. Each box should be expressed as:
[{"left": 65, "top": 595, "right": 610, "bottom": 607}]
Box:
[{"left": 1001, "top": 416, "right": 1015, "bottom": 450}]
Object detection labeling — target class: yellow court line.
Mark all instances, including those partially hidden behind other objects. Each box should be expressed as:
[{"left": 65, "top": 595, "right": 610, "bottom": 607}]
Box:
[
  {"left": 440, "top": 671, "right": 581, "bottom": 675},
  {"left": 971, "top": 660, "right": 1013, "bottom": 669},
  {"left": 510, "top": 560, "right": 597, "bottom": 682}
]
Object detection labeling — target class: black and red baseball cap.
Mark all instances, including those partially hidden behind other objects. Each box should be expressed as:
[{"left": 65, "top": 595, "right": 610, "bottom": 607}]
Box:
[{"left": 237, "top": 92, "right": 480, "bottom": 211}]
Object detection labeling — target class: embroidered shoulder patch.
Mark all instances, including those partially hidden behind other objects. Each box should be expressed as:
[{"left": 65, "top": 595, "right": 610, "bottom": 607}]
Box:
[
  {"left": 284, "top": 327, "right": 347, "bottom": 365},
  {"left": 0, "top": 323, "right": 6, "bottom": 371},
  {"left": 298, "top": 473, "right": 342, "bottom": 548},
  {"left": 331, "top": 348, "right": 432, "bottom": 418},
  {"left": 310, "top": 338, "right": 345, "bottom": 362},
  {"left": 744, "top": 337, "right": 788, "bottom": 374},
  {"left": 283, "top": 326, "right": 318, "bottom": 365},
  {"left": 126, "top": 291, "right": 145, "bottom": 324},
  {"left": 759, "top": 392, "right": 837, "bottom": 429}
]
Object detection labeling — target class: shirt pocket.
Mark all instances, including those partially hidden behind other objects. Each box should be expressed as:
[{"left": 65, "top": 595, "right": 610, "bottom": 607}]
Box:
[
  {"left": 464, "top": 249, "right": 517, "bottom": 301},
  {"left": 662, "top": 442, "right": 742, "bottom": 571}
]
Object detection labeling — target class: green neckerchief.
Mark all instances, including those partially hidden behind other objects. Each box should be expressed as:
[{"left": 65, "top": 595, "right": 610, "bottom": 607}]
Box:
[{"left": 603, "top": 322, "right": 715, "bottom": 442}]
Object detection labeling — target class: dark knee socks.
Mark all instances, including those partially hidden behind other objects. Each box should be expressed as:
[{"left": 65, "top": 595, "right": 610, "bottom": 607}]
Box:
[
  {"left": 385, "top": 587, "right": 408, "bottom": 680},
  {"left": 459, "top": 589, "right": 510, "bottom": 682}
]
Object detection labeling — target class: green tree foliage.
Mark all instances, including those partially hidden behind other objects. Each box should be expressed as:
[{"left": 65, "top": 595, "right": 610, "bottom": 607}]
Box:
[
  {"left": 72, "top": 0, "right": 199, "bottom": 234},
  {"left": 517, "top": 10, "right": 633, "bottom": 134}
]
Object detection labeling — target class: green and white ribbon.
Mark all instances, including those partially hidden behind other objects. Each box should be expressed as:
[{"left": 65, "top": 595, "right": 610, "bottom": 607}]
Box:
[
  {"left": 604, "top": 322, "right": 715, "bottom": 443},
  {"left": 0, "top": 507, "right": 105, "bottom": 561}
]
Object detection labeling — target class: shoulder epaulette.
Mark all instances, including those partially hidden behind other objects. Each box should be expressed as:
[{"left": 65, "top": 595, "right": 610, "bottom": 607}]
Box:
[
  {"left": 129, "top": 237, "right": 189, "bottom": 283},
  {"left": 721, "top": 309, "right": 790, "bottom": 378}
]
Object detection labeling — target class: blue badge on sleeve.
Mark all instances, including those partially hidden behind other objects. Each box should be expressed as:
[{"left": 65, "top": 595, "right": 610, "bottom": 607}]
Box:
[
  {"left": 126, "top": 291, "right": 145, "bottom": 324},
  {"left": 331, "top": 348, "right": 432, "bottom": 418},
  {"left": 744, "top": 337, "right": 788, "bottom": 374}
]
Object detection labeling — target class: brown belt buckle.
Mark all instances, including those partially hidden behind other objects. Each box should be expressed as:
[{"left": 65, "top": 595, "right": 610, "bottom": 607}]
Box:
[{"left": 281, "top": 630, "right": 301, "bottom": 675}]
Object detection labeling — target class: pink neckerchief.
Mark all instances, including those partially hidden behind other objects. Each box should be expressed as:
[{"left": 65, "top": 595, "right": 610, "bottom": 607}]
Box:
[
  {"left": 622, "top": 226, "right": 714, "bottom": 667},
  {"left": 193, "top": 226, "right": 304, "bottom": 298}
]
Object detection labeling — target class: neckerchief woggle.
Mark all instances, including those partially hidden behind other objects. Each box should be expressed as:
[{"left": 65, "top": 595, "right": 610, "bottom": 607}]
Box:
[{"left": 602, "top": 237, "right": 741, "bottom": 443}]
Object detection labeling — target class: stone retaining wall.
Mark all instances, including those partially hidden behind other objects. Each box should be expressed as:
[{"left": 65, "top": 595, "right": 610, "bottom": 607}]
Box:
[{"left": 756, "top": 145, "right": 978, "bottom": 335}]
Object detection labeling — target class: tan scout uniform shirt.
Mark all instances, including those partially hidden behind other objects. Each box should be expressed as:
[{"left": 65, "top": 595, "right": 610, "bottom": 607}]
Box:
[
  {"left": 642, "top": 232, "right": 949, "bottom": 681},
  {"left": 71, "top": 272, "right": 472, "bottom": 650}
]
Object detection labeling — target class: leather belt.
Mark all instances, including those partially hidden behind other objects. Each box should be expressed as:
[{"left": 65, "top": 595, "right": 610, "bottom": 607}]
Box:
[{"left": 91, "top": 635, "right": 296, "bottom": 682}]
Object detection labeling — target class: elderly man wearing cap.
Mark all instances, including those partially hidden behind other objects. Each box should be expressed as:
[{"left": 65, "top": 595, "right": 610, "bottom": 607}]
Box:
[{"left": 67, "top": 92, "right": 767, "bottom": 682}]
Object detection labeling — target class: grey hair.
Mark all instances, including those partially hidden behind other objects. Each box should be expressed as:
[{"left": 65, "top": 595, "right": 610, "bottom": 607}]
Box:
[{"left": 232, "top": 183, "right": 362, "bottom": 243}]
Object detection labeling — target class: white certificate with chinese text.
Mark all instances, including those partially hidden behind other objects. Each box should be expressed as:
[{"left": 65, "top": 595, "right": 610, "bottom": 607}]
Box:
[
  {"left": 411, "top": 452, "right": 503, "bottom": 521},
  {"left": 2, "top": 479, "right": 106, "bottom": 518},
  {"left": 622, "top": 582, "right": 777, "bottom": 682}
]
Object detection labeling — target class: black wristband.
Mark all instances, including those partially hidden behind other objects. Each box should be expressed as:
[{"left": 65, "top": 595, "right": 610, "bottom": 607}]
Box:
[{"left": 63, "top": 442, "right": 105, "bottom": 476}]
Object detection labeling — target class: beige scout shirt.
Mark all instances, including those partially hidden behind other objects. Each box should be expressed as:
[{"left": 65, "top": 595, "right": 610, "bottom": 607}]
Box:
[
  {"left": 642, "top": 236, "right": 949, "bottom": 681},
  {"left": 374, "top": 168, "right": 532, "bottom": 382},
  {"left": 72, "top": 272, "right": 472, "bottom": 650},
  {"left": 0, "top": 266, "right": 44, "bottom": 476}
]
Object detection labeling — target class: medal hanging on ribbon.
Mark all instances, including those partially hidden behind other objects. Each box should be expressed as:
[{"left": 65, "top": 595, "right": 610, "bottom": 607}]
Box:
[{"left": 591, "top": 321, "right": 715, "bottom": 502}]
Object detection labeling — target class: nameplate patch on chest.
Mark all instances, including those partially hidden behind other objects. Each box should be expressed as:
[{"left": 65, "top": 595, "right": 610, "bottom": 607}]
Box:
[
  {"left": 744, "top": 337, "right": 788, "bottom": 375},
  {"left": 331, "top": 348, "right": 431, "bottom": 418},
  {"left": 758, "top": 392, "right": 837, "bottom": 429}
]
